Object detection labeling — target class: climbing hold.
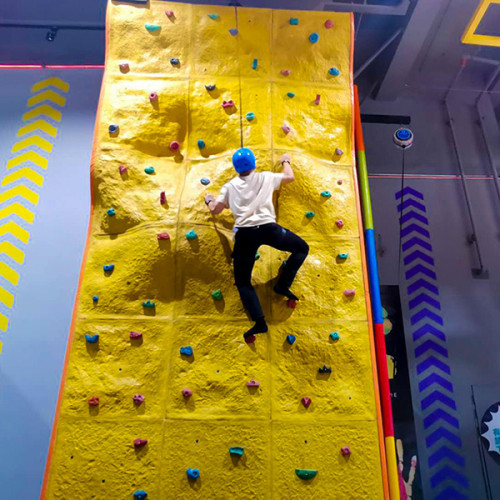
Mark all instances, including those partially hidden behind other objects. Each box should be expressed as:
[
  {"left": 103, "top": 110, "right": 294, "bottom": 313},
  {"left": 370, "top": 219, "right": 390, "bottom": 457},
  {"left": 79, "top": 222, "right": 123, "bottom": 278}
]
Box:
[
  {"left": 134, "top": 438, "right": 148, "bottom": 448},
  {"left": 282, "top": 259, "right": 287, "bottom": 267},
  {"left": 165, "top": 10, "right": 174, "bottom": 18},
  {"left": 149, "top": 92, "right": 158, "bottom": 102},
  {"left": 335, "top": 148, "right": 344, "bottom": 157},
  {"left": 145, "top": 24, "right": 161, "bottom": 32},
  {"left": 337, "top": 179, "right": 343, "bottom": 185},
  {"left": 119, "top": 165, "right": 127, "bottom": 174},
  {"left": 252, "top": 59, "right": 258, "bottom": 70},
  {"left": 330, "top": 332, "right": 340, "bottom": 341},
  {"left": 255, "top": 252, "right": 260, "bottom": 260},
  {"left": 335, "top": 220, "right": 344, "bottom": 228},
  {"left": 182, "top": 388, "right": 192, "bottom": 398},
  {"left": 329, "top": 67, "right": 340, "bottom": 76},
  {"left": 289, "top": 17, "right": 299, "bottom": 25},
  {"left": 107, "top": 208, "right": 115, "bottom": 217},
  {"left": 287, "top": 92, "right": 295, "bottom": 98},
  {"left": 281, "top": 69, "right": 291, "bottom": 76},
  {"left": 180, "top": 346, "right": 193, "bottom": 356},
  {"left": 160, "top": 191, "right": 166, "bottom": 205},
  {"left": 282, "top": 123, "right": 291, "bottom": 134},
  {"left": 222, "top": 100, "right": 234, "bottom": 108},
  {"left": 229, "top": 28, "right": 238, "bottom": 36},
  {"left": 341, "top": 446, "right": 351, "bottom": 456},
  {"left": 305, "top": 211, "right": 315, "bottom": 218},
  {"left": 88, "top": 396, "right": 99, "bottom": 406},
  {"left": 338, "top": 253, "right": 348, "bottom": 259},
  {"left": 133, "top": 491, "right": 148, "bottom": 500},
  {"left": 211, "top": 289, "right": 223, "bottom": 301},
  {"left": 314, "top": 94, "right": 321, "bottom": 105},
  {"left": 108, "top": 124, "right": 119, "bottom": 134},
  {"left": 286, "top": 334, "right": 296, "bottom": 345},
  {"left": 208, "top": 13, "right": 219, "bottom": 20},
  {"left": 200, "top": 177, "right": 210, "bottom": 185},
  {"left": 119, "top": 62, "right": 129, "bottom": 73},
  {"left": 247, "top": 379, "right": 260, "bottom": 387},
  {"left": 92, "top": 296, "right": 99, "bottom": 303},
  {"left": 170, "top": 58, "right": 180, "bottom": 66},
  {"left": 205, "top": 84, "right": 216, "bottom": 91},
  {"left": 186, "top": 468, "right": 199, "bottom": 480},
  {"left": 229, "top": 446, "right": 244, "bottom": 456},
  {"left": 142, "top": 300, "right": 155, "bottom": 308},
  {"left": 295, "top": 469, "right": 318, "bottom": 480},
  {"left": 85, "top": 334, "right": 99, "bottom": 343},
  {"left": 287, "top": 299, "right": 297, "bottom": 309},
  {"left": 133, "top": 394, "right": 145, "bottom": 405},
  {"left": 318, "top": 365, "right": 332, "bottom": 374},
  {"left": 169, "top": 141, "right": 180, "bottom": 151},
  {"left": 157, "top": 232, "right": 170, "bottom": 240},
  {"left": 130, "top": 331, "right": 142, "bottom": 339},
  {"left": 185, "top": 229, "right": 197, "bottom": 240},
  {"left": 245, "top": 335, "right": 256, "bottom": 344},
  {"left": 324, "top": 19, "right": 334, "bottom": 29},
  {"left": 321, "top": 190, "right": 331, "bottom": 198},
  {"left": 309, "top": 32, "right": 319, "bottom": 43},
  {"left": 246, "top": 112, "right": 255, "bottom": 121},
  {"left": 301, "top": 397, "right": 312, "bottom": 408},
  {"left": 344, "top": 289, "right": 356, "bottom": 297},
  {"left": 197, "top": 139, "right": 205, "bottom": 149},
  {"left": 144, "top": 166, "right": 155, "bottom": 175},
  {"left": 103, "top": 264, "right": 114, "bottom": 272}
]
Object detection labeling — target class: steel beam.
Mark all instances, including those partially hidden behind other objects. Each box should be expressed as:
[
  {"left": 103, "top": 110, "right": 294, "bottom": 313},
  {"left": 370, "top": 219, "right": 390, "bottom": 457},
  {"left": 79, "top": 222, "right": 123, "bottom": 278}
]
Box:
[{"left": 324, "top": 0, "right": 411, "bottom": 16}]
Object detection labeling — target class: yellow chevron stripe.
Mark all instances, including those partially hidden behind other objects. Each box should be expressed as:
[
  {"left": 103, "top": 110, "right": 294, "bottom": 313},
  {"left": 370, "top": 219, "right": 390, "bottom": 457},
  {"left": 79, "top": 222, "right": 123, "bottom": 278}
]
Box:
[
  {"left": 28, "top": 90, "right": 66, "bottom": 108},
  {"left": 0, "top": 262, "right": 19, "bottom": 286},
  {"left": 0, "top": 314, "right": 7, "bottom": 332},
  {"left": 17, "top": 120, "right": 57, "bottom": 138},
  {"left": 12, "top": 136, "right": 53, "bottom": 154},
  {"left": 0, "top": 203, "right": 34, "bottom": 225},
  {"left": 0, "top": 241, "right": 25, "bottom": 264},
  {"left": 23, "top": 105, "right": 61, "bottom": 123},
  {"left": 0, "top": 286, "right": 14, "bottom": 308},
  {"left": 6, "top": 151, "right": 48, "bottom": 170},
  {"left": 31, "top": 77, "right": 69, "bottom": 94},
  {"left": 0, "top": 222, "right": 30, "bottom": 244},
  {"left": 0, "top": 186, "right": 39, "bottom": 205},
  {"left": 1, "top": 168, "right": 44, "bottom": 187}
]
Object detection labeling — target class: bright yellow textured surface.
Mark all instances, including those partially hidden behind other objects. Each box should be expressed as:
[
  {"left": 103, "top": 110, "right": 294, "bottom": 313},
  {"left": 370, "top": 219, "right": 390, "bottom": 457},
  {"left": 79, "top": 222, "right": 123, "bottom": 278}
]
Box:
[{"left": 45, "top": 2, "right": 385, "bottom": 499}]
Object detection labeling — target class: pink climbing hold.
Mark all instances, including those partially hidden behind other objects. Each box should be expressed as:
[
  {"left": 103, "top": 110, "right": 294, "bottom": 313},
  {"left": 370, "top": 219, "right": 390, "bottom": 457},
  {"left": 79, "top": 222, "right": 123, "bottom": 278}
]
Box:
[
  {"left": 182, "top": 388, "right": 192, "bottom": 398},
  {"left": 301, "top": 397, "right": 312, "bottom": 408},
  {"left": 336, "top": 219, "right": 344, "bottom": 228},
  {"left": 282, "top": 124, "right": 291, "bottom": 134},
  {"left": 133, "top": 394, "right": 145, "bottom": 405},
  {"left": 222, "top": 100, "right": 234, "bottom": 109},
  {"left": 88, "top": 396, "right": 100, "bottom": 406},
  {"left": 341, "top": 446, "right": 351, "bottom": 456},
  {"left": 130, "top": 331, "right": 143, "bottom": 339},
  {"left": 149, "top": 92, "right": 158, "bottom": 102},
  {"left": 244, "top": 335, "right": 256, "bottom": 344},
  {"left": 247, "top": 379, "right": 260, "bottom": 387},
  {"left": 165, "top": 10, "right": 174, "bottom": 18},
  {"left": 134, "top": 438, "right": 148, "bottom": 448},
  {"left": 324, "top": 19, "right": 334, "bottom": 29},
  {"left": 335, "top": 148, "right": 344, "bottom": 157},
  {"left": 119, "top": 165, "right": 127, "bottom": 174},
  {"left": 281, "top": 69, "right": 291, "bottom": 76},
  {"left": 157, "top": 232, "right": 170, "bottom": 240},
  {"left": 287, "top": 298, "right": 297, "bottom": 308},
  {"left": 315, "top": 94, "right": 321, "bottom": 105},
  {"left": 169, "top": 141, "right": 180, "bottom": 151},
  {"left": 344, "top": 289, "right": 356, "bottom": 297},
  {"left": 160, "top": 191, "right": 166, "bottom": 205}
]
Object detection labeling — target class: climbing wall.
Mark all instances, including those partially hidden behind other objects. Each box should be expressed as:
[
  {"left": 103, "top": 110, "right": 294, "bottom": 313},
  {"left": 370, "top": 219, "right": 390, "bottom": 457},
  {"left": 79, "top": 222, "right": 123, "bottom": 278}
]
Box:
[{"left": 43, "top": 2, "right": 387, "bottom": 499}]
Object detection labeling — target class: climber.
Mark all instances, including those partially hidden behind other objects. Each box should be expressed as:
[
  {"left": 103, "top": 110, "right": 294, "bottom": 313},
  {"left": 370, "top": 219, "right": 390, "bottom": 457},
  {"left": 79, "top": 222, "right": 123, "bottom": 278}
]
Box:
[{"left": 204, "top": 148, "right": 309, "bottom": 343}]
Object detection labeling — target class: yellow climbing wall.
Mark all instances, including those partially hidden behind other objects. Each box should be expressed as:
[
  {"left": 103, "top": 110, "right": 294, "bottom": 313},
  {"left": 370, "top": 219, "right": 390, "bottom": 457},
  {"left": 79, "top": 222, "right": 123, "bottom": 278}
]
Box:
[{"left": 44, "top": 2, "right": 386, "bottom": 499}]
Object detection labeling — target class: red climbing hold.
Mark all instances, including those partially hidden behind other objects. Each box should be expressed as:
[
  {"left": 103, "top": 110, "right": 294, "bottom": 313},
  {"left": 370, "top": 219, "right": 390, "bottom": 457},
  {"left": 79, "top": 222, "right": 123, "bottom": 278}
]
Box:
[
  {"left": 165, "top": 10, "right": 174, "bottom": 18},
  {"left": 314, "top": 94, "right": 321, "bottom": 105},
  {"left": 157, "top": 232, "right": 170, "bottom": 240},
  {"left": 247, "top": 379, "right": 260, "bottom": 387},
  {"left": 160, "top": 191, "right": 166, "bottom": 205},
  {"left": 222, "top": 100, "right": 234, "bottom": 109},
  {"left": 335, "top": 220, "right": 344, "bottom": 228},
  {"left": 324, "top": 19, "right": 334, "bottom": 29},
  {"left": 169, "top": 141, "right": 180, "bottom": 151},
  {"left": 88, "top": 396, "right": 100, "bottom": 406},
  {"left": 119, "top": 165, "right": 127, "bottom": 174},
  {"left": 301, "top": 397, "right": 311, "bottom": 408},
  {"left": 130, "top": 331, "right": 143, "bottom": 339},
  {"left": 244, "top": 335, "right": 256, "bottom": 344},
  {"left": 133, "top": 394, "right": 145, "bottom": 405},
  {"left": 182, "top": 388, "right": 192, "bottom": 398},
  {"left": 341, "top": 446, "right": 351, "bottom": 456},
  {"left": 337, "top": 179, "right": 343, "bottom": 185},
  {"left": 344, "top": 289, "right": 355, "bottom": 297},
  {"left": 119, "top": 62, "right": 129, "bottom": 73},
  {"left": 134, "top": 438, "right": 148, "bottom": 448},
  {"left": 287, "top": 299, "right": 297, "bottom": 308},
  {"left": 282, "top": 124, "right": 291, "bottom": 134},
  {"left": 281, "top": 69, "right": 291, "bottom": 76}
]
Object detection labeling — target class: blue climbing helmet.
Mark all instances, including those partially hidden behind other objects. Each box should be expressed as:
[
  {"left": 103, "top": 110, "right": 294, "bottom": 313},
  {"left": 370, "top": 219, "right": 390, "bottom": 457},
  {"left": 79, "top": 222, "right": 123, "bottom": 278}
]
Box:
[{"left": 232, "top": 148, "right": 256, "bottom": 173}]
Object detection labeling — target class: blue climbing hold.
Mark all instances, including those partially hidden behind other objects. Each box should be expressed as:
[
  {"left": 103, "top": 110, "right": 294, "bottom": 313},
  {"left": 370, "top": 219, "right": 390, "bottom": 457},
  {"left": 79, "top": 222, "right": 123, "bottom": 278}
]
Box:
[
  {"left": 108, "top": 124, "right": 119, "bottom": 134},
  {"left": 309, "top": 32, "right": 319, "bottom": 43},
  {"left": 229, "top": 446, "right": 244, "bottom": 456},
  {"left": 321, "top": 190, "right": 332, "bottom": 198},
  {"left": 180, "top": 346, "right": 193, "bottom": 356},
  {"left": 252, "top": 59, "right": 258, "bottom": 70},
  {"left": 186, "top": 229, "right": 197, "bottom": 240},
  {"left": 205, "top": 84, "right": 216, "bottom": 91},
  {"left": 305, "top": 211, "right": 315, "bottom": 218},
  {"left": 85, "top": 334, "right": 99, "bottom": 343},
  {"left": 145, "top": 24, "right": 161, "bottom": 32},
  {"left": 186, "top": 468, "right": 200, "bottom": 480},
  {"left": 338, "top": 253, "right": 349, "bottom": 260},
  {"left": 144, "top": 166, "right": 155, "bottom": 174},
  {"left": 200, "top": 178, "right": 210, "bottom": 185},
  {"left": 134, "top": 491, "right": 148, "bottom": 500},
  {"left": 103, "top": 264, "right": 115, "bottom": 272},
  {"left": 330, "top": 332, "right": 340, "bottom": 341},
  {"left": 208, "top": 14, "right": 219, "bottom": 20},
  {"left": 246, "top": 112, "right": 255, "bottom": 121},
  {"left": 229, "top": 28, "right": 238, "bottom": 36},
  {"left": 92, "top": 296, "right": 99, "bottom": 303},
  {"left": 329, "top": 67, "right": 340, "bottom": 76},
  {"left": 170, "top": 58, "right": 179, "bottom": 65},
  {"left": 319, "top": 365, "right": 332, "bottom": 374},
  {"left": 197, "top": 139, "right": 205, "bottom": 149},
  {"left": 142, "top": 300, "right": 155, "bottom": 308},
  {"left": 289, "top": 18, "right": 299, "bottom": 25},
  {"left": 287, "top": 92, "right": 295, "bottom": 98},
  {"left": 107, "top": 208, "right": 115, "bottom": 217},
  {"left": 287, "top": 334, "right": 296, "bottom": 345}
]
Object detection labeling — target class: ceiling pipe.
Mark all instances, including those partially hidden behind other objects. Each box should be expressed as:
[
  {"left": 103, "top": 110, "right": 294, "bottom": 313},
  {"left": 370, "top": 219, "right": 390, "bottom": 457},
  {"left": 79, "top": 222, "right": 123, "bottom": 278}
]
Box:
[
  {"left": 0, "top": 21, "right": 103, "bottom": 31},
  {"left": 323, "top": 0, "right": 411, "bottom": 16}
]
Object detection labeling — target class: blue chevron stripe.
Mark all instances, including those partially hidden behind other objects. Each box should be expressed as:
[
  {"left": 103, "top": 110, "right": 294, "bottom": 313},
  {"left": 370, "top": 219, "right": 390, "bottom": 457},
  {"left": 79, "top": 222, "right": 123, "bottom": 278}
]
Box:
[
  {"left": 434, "top": 486, "right": 468, "bottom": 500},
  {"left": 415, "top": 340, "right": 448, "bottom": 359},
  {"left": 426, "top": 427, "right": 462, "bottom": 448},
  {"left": 423, "top": 408, "right": 459, "bottom": 429},
  {"left": 400, "top": 210, "right": 429, "bottom": 225},
  {"left": 404, "top": 249, "right": 435, "bottom": 266},
  {"left": 395, "top": 186, "right": 424, "bottom": 200},
  {"left": 401, "top": 223, "right": 430, "bottom": 239},
  {"left": 409, "top": 293, "right": 441, "bottom": 310},
  {"left": 407, "top": 278, "right": 439, "bottom": 295},
  {"left": 406, "top": 264, "right": 437, "bottom": 280},
  {"left": 413, "top": 323, "right": 446, "bottom": 342},
  {"left": 417, "top": 356, "right": 451, "bottom": 375},
  {"left": 397, "top": 198, "right": 427, "bottom": 213},
  {"left": 430, "top": 465, "right": 469, "bottom": 489},
  {"left": 411, "top": 308, "right": 444, "bottom": 325},
  {"left": 421, "top": 390, "right": 457, "bottom": 411},
  {"left": 402, "top": 236, "right": 432, "bottom": 252},
  {"left": 419, "top": 373, "right": 454, "bottom": 393},
  {"left": 428, "top": 446, "right": 465, "bottom": 468}
]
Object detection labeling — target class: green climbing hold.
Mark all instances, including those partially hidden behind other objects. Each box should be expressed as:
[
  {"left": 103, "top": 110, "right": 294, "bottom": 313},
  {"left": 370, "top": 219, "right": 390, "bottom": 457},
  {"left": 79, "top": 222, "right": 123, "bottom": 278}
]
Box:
[
  {"left": 211, "top": 289, "right": 223, "bottom": 300},
  {"left": 144, "top": 166, "right": 155, "bottom": 174},
  {"left": 295, "top": 469, "right": 317, "bottom": 480},
  {"left": 338, "top": 253, "right": 348, "bottom": 259},
  {"left": 229, "top": 446, "right": 244, "bottom": 456},
  {"left": 287, "top": 92, "right": 295, "bottom": 98},
  {"left": 255, "top": 252, "right": 260, "bottom": 260},
  {"left": 145, "top": 24, "right": 161, "bottom": 32},
  {"left": 186, "top": 230, "right": 197, "bottom": 240},
  {"left": 330, "top": 332, "right": 340, "bottom": 341},
  {"left": 289, "top": 18, "right": 299, "bottom": 25},
  {"left": 305, "top": 211, "right": 315, "bottom": 218},
  {"left": 208, "top": 13, "right": 219, "bottom": 20},
  {"left": 142, "top": 300, "right": 155, "bottom": 308},
  {"left": 246, "top": 112, "right": 255, "bottom": 121},
  {"left": 321, "top": 190, "right": 331, "bottom": 198}
]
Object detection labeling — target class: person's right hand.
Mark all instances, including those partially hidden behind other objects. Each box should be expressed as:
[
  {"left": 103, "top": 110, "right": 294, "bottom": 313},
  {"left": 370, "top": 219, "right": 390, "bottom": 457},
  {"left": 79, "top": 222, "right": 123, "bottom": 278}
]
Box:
[{"left": 280, "top": 153, "right": 291, "bottom": 163}]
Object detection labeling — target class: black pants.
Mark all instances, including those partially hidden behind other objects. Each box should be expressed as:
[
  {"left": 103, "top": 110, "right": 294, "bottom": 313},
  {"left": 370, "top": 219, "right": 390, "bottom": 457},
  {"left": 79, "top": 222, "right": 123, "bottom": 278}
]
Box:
[{"left": 232, "top": 223, "right": 309, "bottom": 321}]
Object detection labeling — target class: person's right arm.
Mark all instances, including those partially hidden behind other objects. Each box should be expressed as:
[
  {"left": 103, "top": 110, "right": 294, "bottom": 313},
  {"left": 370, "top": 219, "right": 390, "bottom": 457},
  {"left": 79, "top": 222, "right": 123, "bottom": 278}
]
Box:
[{"left": 280, "top": 153, "right": 294, "bottom": 184}]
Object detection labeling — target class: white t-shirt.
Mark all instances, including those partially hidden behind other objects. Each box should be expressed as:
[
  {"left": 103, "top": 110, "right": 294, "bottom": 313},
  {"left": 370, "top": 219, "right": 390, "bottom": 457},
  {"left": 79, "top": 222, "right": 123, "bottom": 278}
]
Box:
[{"left": 216, "top": 170, "right": 284, "bottom": 228}]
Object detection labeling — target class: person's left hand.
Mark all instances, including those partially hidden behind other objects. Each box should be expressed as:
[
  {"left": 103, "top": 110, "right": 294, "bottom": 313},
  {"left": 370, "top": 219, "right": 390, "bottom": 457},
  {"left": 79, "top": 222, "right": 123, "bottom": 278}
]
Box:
[{"left": 204, "top": 194, "right": 215, "bottom": 205}]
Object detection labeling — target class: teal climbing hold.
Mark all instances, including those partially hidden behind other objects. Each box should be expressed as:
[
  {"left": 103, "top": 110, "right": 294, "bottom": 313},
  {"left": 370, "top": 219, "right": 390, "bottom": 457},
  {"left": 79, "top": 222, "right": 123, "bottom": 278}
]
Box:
[
  {"left": 144, "top": 166, "right": 155, "bottom": 174},
  {"left": 252, "top": 59, "right": 258, "bottom": 70},
  {"left": 142, "top": 300, "right": 155, "bottom": 308},
  {"left": 229, "top": 446, "right": 244, "bottom": 456},
  {"left": 134, "top": 491, "right": 148, "bottom": 500},
  {"left": 338, "top": 253, "right": 349, "bottom": 259},
  {"left": 282, "top": 259, "right": 287, "bottom": 267},
  {"left": 145, "top": 24, "right": 161, "bottom": 32},
  {"left": 287, "top": 92, "right": 295, "bottom": 98},
  {"left": 211, "top": 289, "right": 223, "bottom": 300},
  {"left": 198, "top": 139, "right": 205, "bottom": 149},
  {"left": 208, "top": 13, "right": 219, "bottom": 20},
  {"left": 295, "top": 469, "right": 318, "bottom": 480},
  {"left": 186, "top": 229, "right": 197, "bottom": 240},
  {"left": 246, "top": 112, "right": 255, "bottom": 121},
  {"left": 309, "top": 32, "right": 319, "bottom": 43},
  {"left": 85, "top": 334, "right": 99, "bottom": 343},
  {"left": 305, "top": 211, "right": 315, "bottom": 218},
  {"left": 255, "top": 252, "right": 260, "bottom": 260},
  {"left": 330, "top": 331, "right": 340, "bottom": 341},
  {"left": 289, "top": 18, "right": 299, "bottom": 25},
  {"left": 321, "top": 190, "right": 331, "bottom": 198},
  {"left": 329, "top": 67, "right": 340, "bottom": 76},
  {"left": 107, "top": 208, "right": 115, "bottom": 217}
]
